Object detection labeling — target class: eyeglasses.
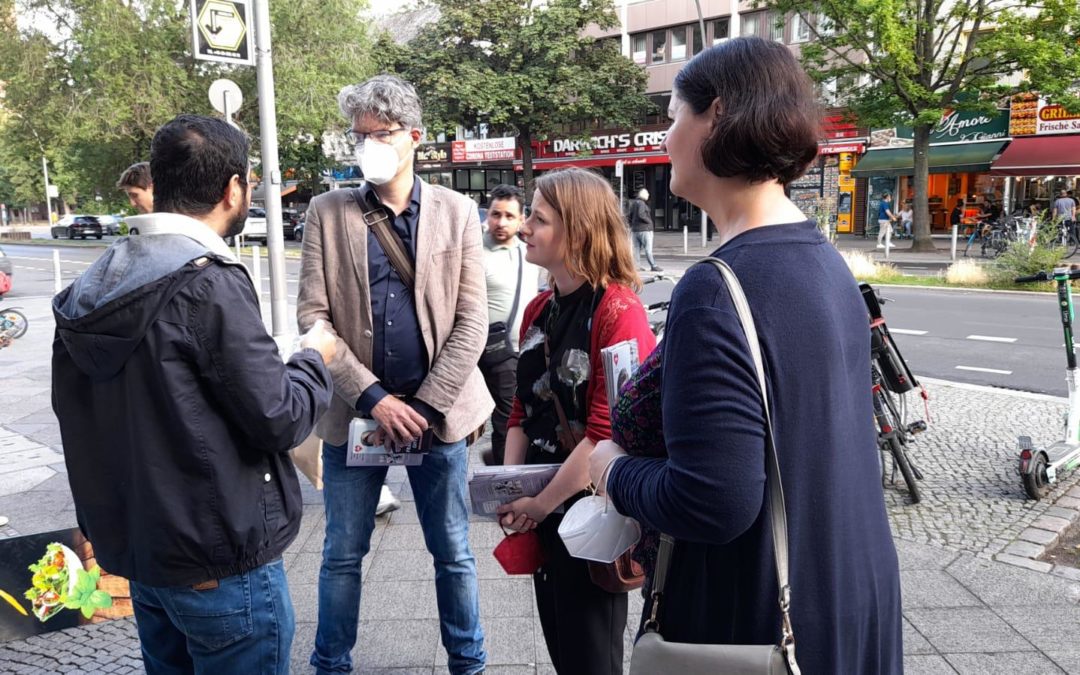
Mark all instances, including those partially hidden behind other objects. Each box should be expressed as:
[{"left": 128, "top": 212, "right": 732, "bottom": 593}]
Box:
[{"left": 345, "top": 127, "right": 407, "bottom": 146}]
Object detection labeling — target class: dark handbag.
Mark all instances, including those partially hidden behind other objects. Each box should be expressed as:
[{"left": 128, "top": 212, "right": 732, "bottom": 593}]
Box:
[
  {"left": 480, "top": 247, "right": 525, "bottom": 369},
  {"left": 629, "top": 257, "right": 800, "bottom": 675}
]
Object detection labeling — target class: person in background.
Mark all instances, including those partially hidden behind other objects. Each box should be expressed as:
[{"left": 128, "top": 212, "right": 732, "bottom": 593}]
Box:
[
  {"left": 498, "top": 168, "right": 655, "bottom": 675},
  {"left": 626, "top": 188, "right": 663, "bottom": 272},
  {"left": 116, "top": 161, "right": 154, "bottom": 215},
  {"left": 589, "top": 37, "right": 903, "bottom": 674},
  {"left": 479, "top": 184, "right": 542, "bottom": 466},
  {"left": 876, "top": 192, "right": 897, "bottom": 249},
  {"left": 899, "top": 200, "right": 913, "bottom": 239}
]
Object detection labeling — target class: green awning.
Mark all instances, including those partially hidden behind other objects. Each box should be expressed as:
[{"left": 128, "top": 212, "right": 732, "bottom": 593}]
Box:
[{"left": 851, "top": 141, "right": 1008, "bottom": 177}]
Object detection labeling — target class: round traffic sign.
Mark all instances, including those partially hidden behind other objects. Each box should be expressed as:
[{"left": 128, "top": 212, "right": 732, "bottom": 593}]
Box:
[{"left": 208, "top": 78, "right": 243, "bottom": 115}]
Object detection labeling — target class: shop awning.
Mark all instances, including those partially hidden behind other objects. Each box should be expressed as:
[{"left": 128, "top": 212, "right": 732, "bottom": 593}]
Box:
[
  {"left": 850, "top": 141, "right": 1008, "bottom": 177},
  {"left": 990, "top": 135, "right": 1080, "bottom": 176}
]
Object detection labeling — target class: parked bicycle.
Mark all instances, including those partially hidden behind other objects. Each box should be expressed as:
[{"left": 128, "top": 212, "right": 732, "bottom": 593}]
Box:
[
  {"left": 861, "top": 283, "right": 928, "bottom": 504},
  {"left": 639, "top": 273, "right": 679, "bottom": 342},
  {"left": 0, "top": 306, "right": 28, "bottom": 342}
]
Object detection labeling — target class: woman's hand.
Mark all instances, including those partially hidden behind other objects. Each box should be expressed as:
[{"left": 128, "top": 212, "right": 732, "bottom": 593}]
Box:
[
  {"left": 497, "top": 496, "right": 552, "bottom": 533},
  {"left": 589, "top": 440, "right": 628, "bottom": 495}
]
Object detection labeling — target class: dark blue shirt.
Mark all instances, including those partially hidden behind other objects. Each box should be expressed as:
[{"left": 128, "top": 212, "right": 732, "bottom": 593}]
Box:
[
  {"left": 877, "top": 199, "right": 892, "bottom": 221},
  {"left": 355, "top": 177, "right": 438, "bottom": 422}
]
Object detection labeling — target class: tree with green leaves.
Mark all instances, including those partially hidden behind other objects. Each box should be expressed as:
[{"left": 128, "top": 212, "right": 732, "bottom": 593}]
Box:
[
  {"left": 766, "top": 0, "right": 1080, "bottom": 251},
  {"left": 379, "top": 0, "right": 651, "bottom": 199}
]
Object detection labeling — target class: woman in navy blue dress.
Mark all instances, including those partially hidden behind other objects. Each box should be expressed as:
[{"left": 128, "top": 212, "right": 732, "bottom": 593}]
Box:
[{"left": 589, "top": 37, "right": 903, "bottom": 674}]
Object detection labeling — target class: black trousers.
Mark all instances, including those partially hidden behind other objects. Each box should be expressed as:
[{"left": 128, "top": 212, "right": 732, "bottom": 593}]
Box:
[
  {"left": 534, "top": 516, "right": 628, "bottom": 675},
  {"left": 479, "top": 354, "right": 518, "bottom": 465}
]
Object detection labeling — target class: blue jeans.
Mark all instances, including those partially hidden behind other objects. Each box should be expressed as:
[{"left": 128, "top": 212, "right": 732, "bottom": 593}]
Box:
[
  {"left": 312, "top": 439, "right": 485, "bottom": 675},
  {"left": 633, "top": 230, "right": 657, "bottom": 269},
  {"left": 129, "top": 559, "right": 293, "bottom": 675}
]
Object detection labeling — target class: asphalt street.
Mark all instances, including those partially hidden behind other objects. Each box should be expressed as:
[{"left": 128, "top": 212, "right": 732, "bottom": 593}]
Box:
[{"left": 2, "top": 241, "right": 1069, "bottom": 396}]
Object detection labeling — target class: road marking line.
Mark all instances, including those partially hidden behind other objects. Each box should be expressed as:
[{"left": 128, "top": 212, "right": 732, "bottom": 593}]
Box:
[
  {"left": 7, "top": 256, "right": 91, "bottom": 265},
  {"left": 890, "top": 328, "right": 928, "bottom": 336},
  {"left": 955, "top": 365, "right": 1013, "bottom": 375},
  {"left": 966, "top": 335, "right": 1018, "bottom": 343}
]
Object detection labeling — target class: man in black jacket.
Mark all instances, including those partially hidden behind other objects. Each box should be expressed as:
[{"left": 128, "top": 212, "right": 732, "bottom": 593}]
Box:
[
  {"left": 52, "top": 115, "right": 335, "bottom": 675},
  {"left": 627, "top": 188, "right": 663, "bottom": 272}
]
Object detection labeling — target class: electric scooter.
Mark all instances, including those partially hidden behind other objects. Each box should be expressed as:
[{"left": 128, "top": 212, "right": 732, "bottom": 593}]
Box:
[{"left": 1015, "top": 267, "right": 1080, "bottom": 499}]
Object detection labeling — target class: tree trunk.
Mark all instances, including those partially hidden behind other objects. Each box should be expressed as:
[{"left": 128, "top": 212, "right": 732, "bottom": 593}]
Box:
[
  {"left": 910, "top": 123, "right": 935, "bottom": 252},
  {"left": 519, "top": 129, "right": 535, "bottom": 202}
]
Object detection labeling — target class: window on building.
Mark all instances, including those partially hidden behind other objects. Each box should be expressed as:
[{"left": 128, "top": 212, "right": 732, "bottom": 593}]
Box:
[
  {"left": 712, "top": 18, "right": 730, "bottom": 44},
  {"left": 769, "top": 11, "right": 784, "bottom": 41},
  {"left": 470, "top": 170, "right": 486, "bottom": 191},
  {"left": 671, "top": 26, "right": 687, "bottom": 60},
  {"left": 650, "top": 30, "right": 667, "bottom": 63},
  {"left": 791, "top": 12, "right": 811, "bottom": 43},
  {"left": 741, "top": 13, "right": 761, "bottom": 37},
  {"left": 632, "top": 34, "right": 646, "bottom": 64},
  {"left": 454, "top": 170, "right": 470, "bottom": 191},
  {"left": 691, "top": 22, "right": 703, "bottom": 54},
  {"left": 817, "top": 13, "right": 835, "bottom": 36},
  {"left": 644, "top": 93, "right": 672, "bottom": 125}
]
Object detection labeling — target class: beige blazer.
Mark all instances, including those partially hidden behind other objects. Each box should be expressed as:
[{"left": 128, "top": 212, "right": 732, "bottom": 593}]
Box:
[{"left": 297, "top": 181, "right": 493, "bottom": 446}]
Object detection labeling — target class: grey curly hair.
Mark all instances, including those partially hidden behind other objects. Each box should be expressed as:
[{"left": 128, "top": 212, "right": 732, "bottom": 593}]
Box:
[{"left": 338, "top": 74, "right": 423, "bottom": 129}]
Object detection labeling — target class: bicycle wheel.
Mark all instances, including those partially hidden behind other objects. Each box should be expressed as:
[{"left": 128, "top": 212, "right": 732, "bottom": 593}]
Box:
[
  {"left": 1, "top": 309, "right": 28, "bottom": 340},
  {"left": 1069, "top": 233, "right": 1080, "bottom": 259},
  {"left": 879, "top": 388, "right": 922, "bottom": 504}
]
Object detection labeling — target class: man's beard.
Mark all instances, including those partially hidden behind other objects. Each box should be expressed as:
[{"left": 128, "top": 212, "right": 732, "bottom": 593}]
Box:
[{"left": 224, "top": 204, "right": 248, "bottom": 239}]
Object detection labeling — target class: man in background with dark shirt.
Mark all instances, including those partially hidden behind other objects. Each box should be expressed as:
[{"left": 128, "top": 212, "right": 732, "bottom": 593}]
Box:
[{"left": 297, "top": 75, "right": 492, "bottom": 675}]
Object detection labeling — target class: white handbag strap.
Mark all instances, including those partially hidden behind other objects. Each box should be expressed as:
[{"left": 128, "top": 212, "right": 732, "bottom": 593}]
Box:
[{"left": 646, "top": 257, "right": 798, "bottom": 673}]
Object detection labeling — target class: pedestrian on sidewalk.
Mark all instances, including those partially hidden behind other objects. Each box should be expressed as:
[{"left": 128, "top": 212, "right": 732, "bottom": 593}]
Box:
[
  {"left": 116, "top": 161, "right": 154, "bottom": 215},
  {"left": 498, "top": 168, "right": 656, "bottom": 675},
  {"left": 297, "top": 75, "right": 493, "bottom": 675},
  {"left": 627, "top": 188, "right": 663, "bottom": 272},
  {"left": 589, "top": 37, "right": 903, "bottom": 675},
  {"left": 51, "top": 114, "right": 336, "bottom": 675},
  {"left": 876, "top": 192, "right": 897, "bottom": 249},
  {"left": 479, "top": 184, "right": 542, "bottom": 466}
]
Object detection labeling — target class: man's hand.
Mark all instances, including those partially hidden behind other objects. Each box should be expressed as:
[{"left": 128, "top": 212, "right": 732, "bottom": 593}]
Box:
[
  {"left": 299, "top": 319, "right": 337, "bottom": 365},
  {"left": 371, "top": 395, "right": 429, "bottom": 446},
  {"left": 497, "top": 496, "right": 551, "bottom": 533}
]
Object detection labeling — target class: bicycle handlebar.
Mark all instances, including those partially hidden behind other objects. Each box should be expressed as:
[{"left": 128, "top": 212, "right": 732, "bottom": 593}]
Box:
[{"left": 1015, "top": 268, "right": 1080, "bottom": 283}]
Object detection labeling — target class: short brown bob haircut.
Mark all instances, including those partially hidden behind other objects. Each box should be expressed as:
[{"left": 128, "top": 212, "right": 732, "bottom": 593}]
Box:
[
  {"left": 534, "top": 168, "right": 641, "bottom": 292},
  {"left": 674, "top": 37, "right": 820, "bottom": 185},
  {"left": 116, "top": 161, "right": 152, "bottom": 190}
]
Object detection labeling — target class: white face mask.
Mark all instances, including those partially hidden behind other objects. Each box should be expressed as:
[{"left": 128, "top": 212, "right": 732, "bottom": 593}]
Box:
[
  {"left": 355, "top": 140, "right": 403, "bottom": 185},
  {"left": 557, "top": 494, "right": 641, "bottom": 563}
]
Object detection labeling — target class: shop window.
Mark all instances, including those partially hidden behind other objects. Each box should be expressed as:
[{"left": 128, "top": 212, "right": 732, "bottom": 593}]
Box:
[
  {"left": 671, "top": 27, "right": 687, "bottom": 61},
  {"left": 454, "top": 170, "right": 470, "bottom": 191},
  {"left": 470, "top": 170, "right": 486, "bottom": 191},
  {"left": 712, "top": 18, "right": 730, "bottom": 44},
  {"left": 650, "top": 30, "right": 667, "bottom": 63},
  {"left": 631, "top": 34, "right": 647, "bottom": 64},
  {"left": 501, "top": 170, "right": 517, "bottom": 187}
]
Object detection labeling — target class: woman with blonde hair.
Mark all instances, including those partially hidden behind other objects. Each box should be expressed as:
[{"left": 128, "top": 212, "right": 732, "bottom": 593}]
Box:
[{"left": 497, "top": 167, "right": 656, "bottom": 674}]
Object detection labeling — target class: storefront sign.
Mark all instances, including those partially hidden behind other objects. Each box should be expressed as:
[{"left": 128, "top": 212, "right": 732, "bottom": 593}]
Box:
[
  {"left": 538, "top": 129, "right": 669, "bottom": 159},
  {"left": 451, "top": 138, "right": 516, "bottom": 162},
  {"left": 1009, "top": 95, "right": 1080, "bottom": 136},
  {"left": 822, "top": 114, "right": 860, "bottom": 140},
  {"left": 415, "top": 145, "right": 449, "bottom": 163},
  {"left": 870, "top": 108, "right": 1009, "bottom": 147},
  {"left": 819, "top": 143, "right": 865, "bottom": 155}
]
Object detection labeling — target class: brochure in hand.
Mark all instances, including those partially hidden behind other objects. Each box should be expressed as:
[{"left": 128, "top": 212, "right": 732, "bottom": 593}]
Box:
[
  {"left": 346, "top": 418, "right": 428, "bottom": 467},
  {"left": 468, "top": 464, "right": 561, "bottom": 518},
  {"left": 600, "top": 338, "right": 640, "bottom": 410}
]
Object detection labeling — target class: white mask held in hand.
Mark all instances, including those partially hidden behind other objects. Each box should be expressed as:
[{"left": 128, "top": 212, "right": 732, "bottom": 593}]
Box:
[
  {"left": 558, "top": 493, "right": 641, "bottom": 563},
  {"left": 356, "top": 140, "right": 402, "bottom": 185}
]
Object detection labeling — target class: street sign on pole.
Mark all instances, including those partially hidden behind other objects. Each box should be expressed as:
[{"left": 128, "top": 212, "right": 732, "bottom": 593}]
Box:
[
  {"left": 208, "top": 78, "right": 243, "bottom": 124},
  {"left": 191, "top": 0, "right": 254, "bottom": 66}
]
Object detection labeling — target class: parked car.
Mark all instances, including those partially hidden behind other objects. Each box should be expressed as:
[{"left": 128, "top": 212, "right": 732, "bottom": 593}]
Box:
[
  {"left": 0, "top": 246, "right": 13, "bottom": 297},
  {"left": 281, "top": 208, "right": 305, "bottom": 240},
  {"left": 294, "top": 219, "right": 305, "bottom": 243},
  {"left": 97, "top": 215, "right": 124, "bottom": 236},
  {"left": 225, "top": 208, "right": 268, "bottom": 245},
  {"left": 51, "top": 215, "right": 103, "bottom": 240}
]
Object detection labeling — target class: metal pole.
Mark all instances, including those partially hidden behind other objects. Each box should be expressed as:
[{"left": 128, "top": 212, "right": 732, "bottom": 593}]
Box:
[
  {"left": 42, "top": 156, "right": 53, "bottom": 226},
  {"left": 950, "top": 225, "right": 958, "bottom": 261},
  {"left": 53, "top": 249, "right": 62, "bottom": 294},
  {"left": 683, "top": 225, "right": 688, "bottom": 254},
  {"left": 252, "top": 244, "right": 262, "bottom": 301},
  {"left": 253, "top": 0, "right": 289, "bottom": 337},
  {"left": 701, "top": 210, "right": 707, "bottom": 248}
]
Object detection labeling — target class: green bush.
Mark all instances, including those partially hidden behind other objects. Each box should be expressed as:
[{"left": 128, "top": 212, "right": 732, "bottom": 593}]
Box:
[
  {"left": 118, "top": 222, "right": 129, "bottom": 236},
  {"left": 990, "top": 241, "right": 1065, "bottom": 284}
]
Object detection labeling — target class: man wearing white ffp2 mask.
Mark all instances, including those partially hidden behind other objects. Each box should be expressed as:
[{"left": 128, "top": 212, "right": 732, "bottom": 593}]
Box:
[{"left": 299, "top": 74, "right": 492, "bottom": 675}]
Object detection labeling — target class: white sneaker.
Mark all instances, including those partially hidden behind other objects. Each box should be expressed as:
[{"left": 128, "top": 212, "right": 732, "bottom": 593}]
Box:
[
  {"left": 0, "top": 516, "right": 8, "bottom": 527},
  {"left": 876, "top": 244, "right": 885, "bottom": 249},
  {"left": 376, "top": 485, "right": 401, "bottom": 516}
]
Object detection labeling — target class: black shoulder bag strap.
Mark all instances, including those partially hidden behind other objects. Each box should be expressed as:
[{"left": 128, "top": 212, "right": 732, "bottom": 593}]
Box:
[{"left": 351, "top": 188, "right": 416, "bottom": 290}]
